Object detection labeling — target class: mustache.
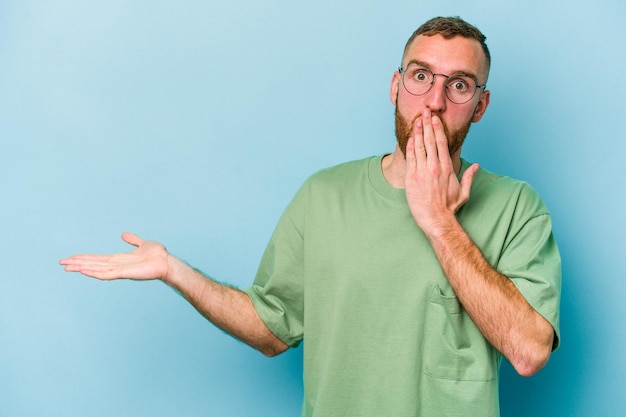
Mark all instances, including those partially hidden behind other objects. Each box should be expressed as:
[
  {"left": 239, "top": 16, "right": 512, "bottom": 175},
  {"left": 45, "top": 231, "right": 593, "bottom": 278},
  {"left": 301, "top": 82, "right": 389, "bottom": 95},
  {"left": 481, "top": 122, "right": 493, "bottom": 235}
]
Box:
[
  {"left": 409, "top": 111, "right": 450, "bottom": 135},
  {"left": 395, "top": 108, "right": 470, "bottom": 158}
]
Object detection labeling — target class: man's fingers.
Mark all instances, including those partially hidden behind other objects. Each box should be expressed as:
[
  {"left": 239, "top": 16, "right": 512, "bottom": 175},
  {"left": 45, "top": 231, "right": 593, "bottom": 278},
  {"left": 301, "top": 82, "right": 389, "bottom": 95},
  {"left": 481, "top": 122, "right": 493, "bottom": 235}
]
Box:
[
  {"left": 432, "top": 115, "right": 452, "bottom": 171},
  {"left": 60, "top": 254, "right": 111, "bottom": 268},
  {"left": 411, "top": 117, "right": 427, "bottom": 165},
  {"left": 60, "top": 256, "right": 118, "bottom": 280},
  {"left": 60, "top": 253, "right": 138, "bottom": 280},
  {"left": 121, "top": 232, "right": 142, "bottom": 247},
  {"left": 459, "top": 163, "right": 479, "bottom": 203},
  {"left": 421, "top": 110, "right": 438, "bottom": 162},
  {"left": 60, "top": 254, "right": 105, "bottom": 266},
  {"left": 66, "top": 267, "right": 117, "bottom": 281},
  {"left": 405, "top": 136, "right": 418, "bottom": 183},
  {"left": 59, "top": 232, "right": 142, "bottom": 267}
]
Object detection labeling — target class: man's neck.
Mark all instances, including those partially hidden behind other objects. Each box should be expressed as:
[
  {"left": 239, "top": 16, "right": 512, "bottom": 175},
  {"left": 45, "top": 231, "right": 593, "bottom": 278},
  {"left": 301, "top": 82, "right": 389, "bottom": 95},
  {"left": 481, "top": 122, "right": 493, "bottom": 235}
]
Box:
[{"left": 381, "top": 145, "right": 462, "bottom": 189}]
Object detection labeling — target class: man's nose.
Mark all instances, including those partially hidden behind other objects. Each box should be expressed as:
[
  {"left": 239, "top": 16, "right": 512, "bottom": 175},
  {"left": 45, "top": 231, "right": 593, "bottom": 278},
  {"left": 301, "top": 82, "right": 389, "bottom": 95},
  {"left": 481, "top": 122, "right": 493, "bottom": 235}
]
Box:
[{"left": 424, "top": 76, "right": 448, "bottom": 113}]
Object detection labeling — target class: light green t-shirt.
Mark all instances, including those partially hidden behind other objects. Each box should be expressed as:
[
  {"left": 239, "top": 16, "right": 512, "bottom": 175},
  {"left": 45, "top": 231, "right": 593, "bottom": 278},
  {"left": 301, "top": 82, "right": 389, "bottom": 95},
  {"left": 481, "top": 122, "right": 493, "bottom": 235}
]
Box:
[{"left": 245, "top": 156, "right": 561, "bottom": 417}]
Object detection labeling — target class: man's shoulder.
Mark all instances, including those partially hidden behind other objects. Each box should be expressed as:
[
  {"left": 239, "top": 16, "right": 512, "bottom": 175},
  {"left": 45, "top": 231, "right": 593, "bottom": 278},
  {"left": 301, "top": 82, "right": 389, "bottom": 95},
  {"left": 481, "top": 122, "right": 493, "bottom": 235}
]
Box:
[
  {"left": 467, "top": 160, "right": 548, "bottom": 215},
  {"left": 305, "top": 155, "right": 378, "bottom": 187},
  {"left": 285, "top": 156, "right": 379, "bottom": 215}
]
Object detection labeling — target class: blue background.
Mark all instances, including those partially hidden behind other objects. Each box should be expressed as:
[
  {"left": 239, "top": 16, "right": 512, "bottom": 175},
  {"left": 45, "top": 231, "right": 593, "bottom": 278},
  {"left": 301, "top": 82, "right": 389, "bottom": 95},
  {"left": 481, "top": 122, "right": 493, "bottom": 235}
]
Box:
[{"left": 1, "top": 0, "right": 624, "bottom": 416}]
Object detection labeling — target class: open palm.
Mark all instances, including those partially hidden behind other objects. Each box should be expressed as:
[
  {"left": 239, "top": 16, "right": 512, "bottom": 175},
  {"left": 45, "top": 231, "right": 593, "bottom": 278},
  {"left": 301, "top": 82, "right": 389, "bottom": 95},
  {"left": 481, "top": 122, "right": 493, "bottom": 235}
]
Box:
[{"left": 59, "top": 232, "right": 169, "bottom": 281}]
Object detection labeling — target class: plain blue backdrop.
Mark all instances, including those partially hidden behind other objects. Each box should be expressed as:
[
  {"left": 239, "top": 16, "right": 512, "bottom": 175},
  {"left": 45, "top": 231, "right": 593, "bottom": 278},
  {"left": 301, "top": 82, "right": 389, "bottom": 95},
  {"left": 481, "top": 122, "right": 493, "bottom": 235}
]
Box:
[{"left": 1, "top": 0, "right": 624, "bottom": 416}]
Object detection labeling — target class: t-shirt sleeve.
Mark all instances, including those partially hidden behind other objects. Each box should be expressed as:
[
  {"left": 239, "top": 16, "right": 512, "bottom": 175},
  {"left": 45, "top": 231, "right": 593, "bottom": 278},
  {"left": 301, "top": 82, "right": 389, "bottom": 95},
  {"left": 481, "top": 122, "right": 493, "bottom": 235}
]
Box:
[
  {"left": 243, "top": 186, "right": 307, "bottom": 348},
  {"left": 496, "top": 184, "right": 562, "bottom": 350}
]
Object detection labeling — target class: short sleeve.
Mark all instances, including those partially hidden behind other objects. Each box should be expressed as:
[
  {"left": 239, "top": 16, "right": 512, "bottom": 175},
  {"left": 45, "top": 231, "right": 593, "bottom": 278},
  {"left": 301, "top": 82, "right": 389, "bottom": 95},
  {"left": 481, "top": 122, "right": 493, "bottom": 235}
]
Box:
[
  {"left": 244, "top": 187, "right": 307, "bottom": 348},
  {"left": 496, "top": 185, "right": 562, "bottom": 350}
]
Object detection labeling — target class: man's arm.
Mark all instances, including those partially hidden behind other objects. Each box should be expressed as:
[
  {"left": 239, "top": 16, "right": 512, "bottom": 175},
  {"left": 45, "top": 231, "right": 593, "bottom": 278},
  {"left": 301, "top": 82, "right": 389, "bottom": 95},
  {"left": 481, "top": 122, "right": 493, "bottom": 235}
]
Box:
[
  {"left": 418, "top": 218, "right": 554, "bottom": 376},
  {"left": 404, "top": 111, "right": 554, "bottom": 376},
  {"left": 59, "top": 232, "right": 289, "bottom": 357}
]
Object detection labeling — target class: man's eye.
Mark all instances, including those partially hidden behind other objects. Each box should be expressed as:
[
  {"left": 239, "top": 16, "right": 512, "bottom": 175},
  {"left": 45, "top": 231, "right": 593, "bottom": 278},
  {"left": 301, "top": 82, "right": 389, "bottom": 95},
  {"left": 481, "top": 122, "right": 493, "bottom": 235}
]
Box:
[
  {"left": 413, "top": 70, "right": 429, "bottom": 82},
  {"left": 449, "top": 78, "right": 469, "bottom": 91}
]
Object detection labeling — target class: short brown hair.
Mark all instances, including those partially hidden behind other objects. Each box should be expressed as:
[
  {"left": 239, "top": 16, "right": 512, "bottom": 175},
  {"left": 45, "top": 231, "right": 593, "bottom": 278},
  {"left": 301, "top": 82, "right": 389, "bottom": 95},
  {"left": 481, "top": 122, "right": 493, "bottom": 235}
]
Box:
[{"left": 403, "top": 16, "right": 491, "bottom": 70}]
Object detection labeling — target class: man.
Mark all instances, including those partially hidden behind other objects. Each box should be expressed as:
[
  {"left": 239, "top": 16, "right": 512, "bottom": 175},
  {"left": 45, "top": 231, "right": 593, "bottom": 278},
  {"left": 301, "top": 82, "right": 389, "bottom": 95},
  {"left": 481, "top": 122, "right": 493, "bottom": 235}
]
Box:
[{"left": 60, "top": 16, "right": 561, "bottom": 416}]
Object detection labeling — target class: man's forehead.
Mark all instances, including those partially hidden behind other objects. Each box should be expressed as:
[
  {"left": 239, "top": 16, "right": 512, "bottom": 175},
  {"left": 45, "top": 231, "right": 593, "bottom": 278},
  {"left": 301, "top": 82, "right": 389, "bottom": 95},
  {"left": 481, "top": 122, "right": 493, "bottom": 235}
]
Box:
[{"left": 403, "top": 34, "right": 488, "bottom": 78}]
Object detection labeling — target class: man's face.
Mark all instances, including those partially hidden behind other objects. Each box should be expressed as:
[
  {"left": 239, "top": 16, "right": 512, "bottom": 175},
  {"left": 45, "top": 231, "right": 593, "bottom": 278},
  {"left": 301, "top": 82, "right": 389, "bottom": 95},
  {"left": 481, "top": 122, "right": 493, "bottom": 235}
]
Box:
[{"left": 390, "top": 34, "right": 490, "bottom": 158}]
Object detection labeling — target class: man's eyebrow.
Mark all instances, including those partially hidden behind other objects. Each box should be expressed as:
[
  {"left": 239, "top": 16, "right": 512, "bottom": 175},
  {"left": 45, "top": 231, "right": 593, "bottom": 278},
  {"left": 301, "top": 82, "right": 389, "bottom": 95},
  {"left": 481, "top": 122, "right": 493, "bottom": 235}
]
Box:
[
  {"left": 404, "top": 58, "right": 479, "bottom": 82},
  {"left": 405, "top": 59, "right": 431, "bottom": 69}
]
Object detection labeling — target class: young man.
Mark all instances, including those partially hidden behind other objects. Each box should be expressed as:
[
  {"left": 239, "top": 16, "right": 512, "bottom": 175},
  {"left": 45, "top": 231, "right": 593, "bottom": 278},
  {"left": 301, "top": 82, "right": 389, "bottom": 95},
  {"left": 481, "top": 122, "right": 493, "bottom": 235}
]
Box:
[{"left": 61, "top": 17, "right": 561, "bottom": 416}]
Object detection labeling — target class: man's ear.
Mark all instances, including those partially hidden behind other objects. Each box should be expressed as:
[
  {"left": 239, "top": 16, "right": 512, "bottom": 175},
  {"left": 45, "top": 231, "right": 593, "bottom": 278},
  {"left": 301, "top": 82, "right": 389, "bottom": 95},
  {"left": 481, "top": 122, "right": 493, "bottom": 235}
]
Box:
[
  {"left": 390, "top": 71, "right": 401, "bottom": 105},
  {"left": 471, "top": 89, "right": 490, "bottom": 122}
]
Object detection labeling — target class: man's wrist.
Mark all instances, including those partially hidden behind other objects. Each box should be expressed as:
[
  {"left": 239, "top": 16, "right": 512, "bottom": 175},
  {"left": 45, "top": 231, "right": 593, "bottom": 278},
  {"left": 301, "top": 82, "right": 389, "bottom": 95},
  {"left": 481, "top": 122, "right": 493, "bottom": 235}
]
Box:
[
  {"left": 162, "top": 254, "right": 189, "bottom": 289},
  {"left": 418, "top": 212, "right": 460, "bottom": 240}
]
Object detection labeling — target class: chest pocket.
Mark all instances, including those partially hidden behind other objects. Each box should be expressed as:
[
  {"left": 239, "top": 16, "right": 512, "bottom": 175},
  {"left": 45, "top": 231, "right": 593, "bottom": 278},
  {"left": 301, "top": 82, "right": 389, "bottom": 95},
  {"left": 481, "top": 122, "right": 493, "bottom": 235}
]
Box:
[{"left": 423, "top": 285, "right": 498, "bottom": 381}]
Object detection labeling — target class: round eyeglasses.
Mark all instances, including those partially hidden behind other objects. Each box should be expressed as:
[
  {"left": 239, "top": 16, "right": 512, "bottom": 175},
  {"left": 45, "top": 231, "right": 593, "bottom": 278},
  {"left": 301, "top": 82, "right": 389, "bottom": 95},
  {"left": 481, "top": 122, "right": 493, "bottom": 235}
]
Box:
[{"left": 398, "top": 64, "right": 486, "bottom": 104}]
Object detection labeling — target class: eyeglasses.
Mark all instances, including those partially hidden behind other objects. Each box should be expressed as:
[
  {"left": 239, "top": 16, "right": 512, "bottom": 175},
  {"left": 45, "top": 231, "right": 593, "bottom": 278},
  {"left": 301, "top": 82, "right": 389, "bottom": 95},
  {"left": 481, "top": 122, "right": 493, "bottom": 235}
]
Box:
[{"left": 398, "top": 63, "right": 486, "bottom": 104}]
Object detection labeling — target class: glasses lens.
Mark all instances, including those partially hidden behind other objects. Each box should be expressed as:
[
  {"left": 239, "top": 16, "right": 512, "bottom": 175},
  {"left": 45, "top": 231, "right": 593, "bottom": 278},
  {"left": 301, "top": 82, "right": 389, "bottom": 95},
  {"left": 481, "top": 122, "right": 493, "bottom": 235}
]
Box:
[
  {"left": 445, "top": 75, "right": 477, "bottom": 104},
  {"left": 402, "top": 65, "right": 433, "bottom": 96}
]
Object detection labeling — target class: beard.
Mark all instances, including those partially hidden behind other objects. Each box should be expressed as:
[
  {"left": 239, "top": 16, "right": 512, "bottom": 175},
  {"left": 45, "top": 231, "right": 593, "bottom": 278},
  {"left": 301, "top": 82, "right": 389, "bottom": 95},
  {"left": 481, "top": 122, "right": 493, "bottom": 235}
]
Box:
[{"left": 394, "top": 107, "right": 472, "bottom": 158}]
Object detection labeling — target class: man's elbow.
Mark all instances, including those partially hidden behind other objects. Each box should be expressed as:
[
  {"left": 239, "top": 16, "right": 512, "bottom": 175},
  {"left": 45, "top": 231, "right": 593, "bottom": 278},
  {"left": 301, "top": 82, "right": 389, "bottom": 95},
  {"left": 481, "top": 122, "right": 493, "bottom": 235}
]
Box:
[
  {"left": 259, "top": 343, "right": 289, "bottom": 358},
  {"left": 512, "top": 348, "right": 550, "bottom": 377},
  {"left": 512, "top": 329, "right": 555, "bottom": 377},
  {"left": 256, "top": 336, "right": 290, "bottom": 358}
]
